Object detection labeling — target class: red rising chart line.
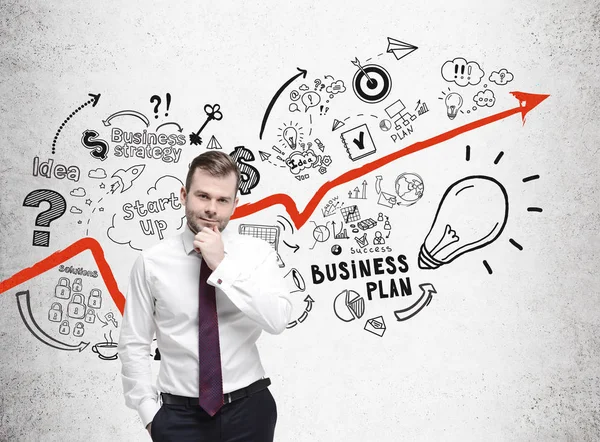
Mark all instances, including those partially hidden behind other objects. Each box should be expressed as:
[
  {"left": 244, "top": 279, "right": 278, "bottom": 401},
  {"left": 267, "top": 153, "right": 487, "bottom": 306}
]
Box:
[{"left": 232, "top": 91, "right": 549, "bottom": 229}]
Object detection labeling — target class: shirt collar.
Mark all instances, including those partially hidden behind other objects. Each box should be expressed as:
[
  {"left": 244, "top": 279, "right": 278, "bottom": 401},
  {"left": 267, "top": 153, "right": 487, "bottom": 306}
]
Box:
[{"left": 181, "top": 222, "right": 231, "bottom": 256}]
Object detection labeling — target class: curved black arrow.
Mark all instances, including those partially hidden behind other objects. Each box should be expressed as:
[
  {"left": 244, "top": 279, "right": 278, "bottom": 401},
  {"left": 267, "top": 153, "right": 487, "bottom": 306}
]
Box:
[
  {"left": 16, "top": 290, "right": 89, "bottom": 352},
  {"left": 259, "top": 67, "right": 307, "bottom": 139}
]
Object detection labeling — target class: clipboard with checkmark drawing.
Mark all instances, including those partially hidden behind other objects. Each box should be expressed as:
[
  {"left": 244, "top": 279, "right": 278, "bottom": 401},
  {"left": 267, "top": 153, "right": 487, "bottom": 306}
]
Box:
[{"left": 340, "top": 123, "right": 377, "bottom": 161}]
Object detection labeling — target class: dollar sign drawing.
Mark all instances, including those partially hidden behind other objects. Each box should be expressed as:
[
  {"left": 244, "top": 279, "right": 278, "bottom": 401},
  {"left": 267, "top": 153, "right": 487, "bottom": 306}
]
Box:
[
  {"left": 81, "top": 129, "right": 109, "bottom": 161},
  {"left": 229, "top": 146, "right": 260, "bottom": 195}
]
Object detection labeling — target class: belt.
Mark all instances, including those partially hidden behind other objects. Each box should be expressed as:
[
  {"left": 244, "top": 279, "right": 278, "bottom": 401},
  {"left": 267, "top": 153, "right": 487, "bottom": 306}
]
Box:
[{"left": 161, "top": 378, "right": 271, "bottom": 407}]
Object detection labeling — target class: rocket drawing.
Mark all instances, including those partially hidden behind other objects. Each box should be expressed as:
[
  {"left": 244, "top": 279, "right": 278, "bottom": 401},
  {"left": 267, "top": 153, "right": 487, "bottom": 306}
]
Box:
[{"left": 110, "top": 164, "right": 145, "bottom": 193}]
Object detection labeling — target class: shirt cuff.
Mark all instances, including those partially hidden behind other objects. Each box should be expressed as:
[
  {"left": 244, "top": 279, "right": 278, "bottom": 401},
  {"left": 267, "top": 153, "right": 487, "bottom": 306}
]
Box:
[
  {"left": 139, "top": 398, "right": 161, "bottom": 428},
  {"left": 207, "top": 254, "right": 241, "bottom": 292}
]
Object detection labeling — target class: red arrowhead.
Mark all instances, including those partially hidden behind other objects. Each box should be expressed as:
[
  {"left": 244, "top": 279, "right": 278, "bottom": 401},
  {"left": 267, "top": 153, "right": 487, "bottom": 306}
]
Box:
[{"left": 510, "top": 91, "right": 550, "bottom": 124}]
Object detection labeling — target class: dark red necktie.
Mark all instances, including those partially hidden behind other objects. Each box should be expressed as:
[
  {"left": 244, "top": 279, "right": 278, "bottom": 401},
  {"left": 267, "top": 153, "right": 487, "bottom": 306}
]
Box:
[{"left": 198, "top": 258, "right": 224, "bottom": 416}]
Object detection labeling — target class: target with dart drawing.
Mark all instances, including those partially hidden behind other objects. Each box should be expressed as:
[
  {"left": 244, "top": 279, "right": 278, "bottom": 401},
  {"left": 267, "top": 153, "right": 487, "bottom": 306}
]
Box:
[{"left": 351, "top": 57, "right": 392, "bottom": 103}]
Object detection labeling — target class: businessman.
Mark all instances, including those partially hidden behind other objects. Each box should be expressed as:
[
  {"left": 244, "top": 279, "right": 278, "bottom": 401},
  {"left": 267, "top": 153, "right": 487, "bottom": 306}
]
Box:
[{"left": 118, "top": 151, "right": 293, "bottom": 441}]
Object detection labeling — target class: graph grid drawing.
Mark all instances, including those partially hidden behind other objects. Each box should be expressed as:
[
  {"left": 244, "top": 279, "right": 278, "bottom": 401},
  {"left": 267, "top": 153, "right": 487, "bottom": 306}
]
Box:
[
  {"left": 341, "top": 205, "right": 361, "bottom": 223},
  {"left": 238, "top": 224, "right": 284, "bottom": 267}
]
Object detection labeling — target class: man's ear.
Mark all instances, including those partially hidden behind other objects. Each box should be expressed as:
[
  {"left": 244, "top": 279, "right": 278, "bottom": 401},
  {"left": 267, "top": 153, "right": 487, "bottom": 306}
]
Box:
[{"left": 180, "top": 186, "right": 187, "bottom": 206}]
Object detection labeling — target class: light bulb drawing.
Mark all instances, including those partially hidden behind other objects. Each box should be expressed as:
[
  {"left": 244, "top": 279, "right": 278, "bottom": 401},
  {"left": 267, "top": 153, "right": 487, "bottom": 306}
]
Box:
[
  {"left": 444, "top": 92, "right": 463, "bottom": 120},
  {"left": 418, "top": 175, "right": 508, "bottom": 270},
  {"left": 282, "top": 127, "right": 298, "bottom": 150}
]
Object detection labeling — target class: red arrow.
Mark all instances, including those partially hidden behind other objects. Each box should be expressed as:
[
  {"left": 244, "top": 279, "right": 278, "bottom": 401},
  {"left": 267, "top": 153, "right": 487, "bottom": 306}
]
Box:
[
  {"left": 232, "top": 91, "right": 549, "bottom": 229},
  {"left": 0, "top": 237, "right": 125, "bottom": 315}
]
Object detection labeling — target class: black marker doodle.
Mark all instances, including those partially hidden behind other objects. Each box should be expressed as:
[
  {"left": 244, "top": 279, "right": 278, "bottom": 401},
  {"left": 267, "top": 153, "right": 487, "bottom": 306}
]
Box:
[
  {"left": 385, "top": 99, "right": 417, "bottom": 131},
  {"left": 284, "top": 268, "right": 306, "bottom": 294},
  {"left": 301, "top": 91, "right": 321, "bottom": 112},
  {"left": 442, "top": 91, "right": 463, "bottom": 120},
  {"left": 70, "top": 188, "right": 86, "bottom": 197},
  {"left": 379, "top": 119, "right": 392, "bottom": 131},
  {"left": 23, "top": 189, "right": 67, "bottom": 247},
  {"left": 332, "top": 221, "right": 349, "bottom": 239},
  {"left": 489, "top": 68, "right": 514, "bottom": 85},
  {"left": 156, "top": 122, "right": 184, "bottom": 133},
  {"left": 229, "top": 146, "right": 260, "bottom": 195},
  {"left": 16, "top": 290, "right": 89, "bottom": 351},
  {"left": 91, "top": 331, "right": 118, "bottom": 360},
  {"left": 189, "top": 104, "right": 223, "bottom": 146},
  {"left": 419, "top": 176, "right": 509, "bottom": 269},
  {"left": 333, "top": 289, "right": 365, "bottom": 322},
  {"left": 206, "top": 136, "right": 222, "bottom": 150},
  {"left": 351, "top": 58, "right": 392, "bottom": 103},
  {"left": 395, "top": 172, "right": 424, "bottom": 206},
  {"left": 340, "top": 124, "right": 376, "bottom": 161},
  {"left": 150, "top": 93, "right": 171, "bottom": 119},
  {"left": 81, "top": 129, "right": 109, "bottom": 161},
  {"left": 364, "top": 316, "right": 386, "bottom": 337},
  {"left": 110, "top": 164, "right": 145, "bottom": 194},
  {"left": 70, "top": 206, "right": 82, "bottom": 214},
  {"left": 238, "top": 224, "right": 284, "bottom": 267},
  {"left": 286, "top": 295, "right": 315, "bottom": 329},
  {"left": 52, "top": 93, "right": 101, "bottom": 154},
  {"left": 341, "top": 205, "right": 361, "bottom": 223},
  {"left": 32, "top": 156, "right": 81, "bottom": 182},
  {"left": 279, "top": 123, "right": 302, "bottom": 150},
  {"left": 88, "top": 168, "right": 107, "bottom": 179},
  {"left": 102, "top": 109, "right": 150, "bottom": 128},
  {"left": 415, "top": 100, "right": 429, "bottom": 115},
  {"left": 260, "top": 67, "right": 308, "bottom": 139},
  {"left": 386, "top": 37, "right": 418, "bottom": 61},
  {"left": 310, "top": 221, "right": 331, "bottom": 249},
  {"left": 441, "top": 57, "right": 484, "bottom": 87},
  {"left": 331, "top": 244, "right": 342, "bottom": 255},
  {"left": 473, "top": 89, "right": 496, "bottom": 108},
  {"left": 332, "top": 119, "right": 345, "bottom": 131},
  {"left": 393, "top": 283, "right": 436, "bottom": 321},
  {"left": 348, "top": 180, "right": 367, "bottom": 199}
]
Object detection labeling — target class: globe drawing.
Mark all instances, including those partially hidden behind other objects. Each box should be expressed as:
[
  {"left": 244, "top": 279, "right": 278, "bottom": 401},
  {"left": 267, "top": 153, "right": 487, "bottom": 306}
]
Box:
[{"left": 395, "top": 172, "right": 424, "bottom": 206}]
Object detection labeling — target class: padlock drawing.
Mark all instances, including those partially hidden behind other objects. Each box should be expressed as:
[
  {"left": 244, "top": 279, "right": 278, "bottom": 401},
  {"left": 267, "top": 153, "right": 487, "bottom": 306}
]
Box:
[
  {"left": 55, "top": 277, "right": 71, "bottom": 300},
  {"left": 48, "top": 303, "right": 63, "bottom": 322},
  {"left": 72, "top": 277, "right": 83, "bottom": 293},
  {"left": 67, "top": 294, "right": 86, "bottom": 319},
  {"left": 73, "top": 322, "right": 85, "bottom": 337},
  {"left": 59, "top": 320, "right": 70, "bottom": 335},
  {"left": 84, "top": 308, "right": 96, "bottom": 324},
  {"left": 88, "top": 288, "right": 103, "bottom": 309}
]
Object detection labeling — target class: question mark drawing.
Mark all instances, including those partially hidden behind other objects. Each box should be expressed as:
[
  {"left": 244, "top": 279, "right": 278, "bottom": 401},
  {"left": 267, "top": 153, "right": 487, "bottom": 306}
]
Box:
[
  {"left": 150, "top": 95, "right": 162, "bottom": 119},
  {"left": 150, "top": 93, "right": 171, "bottom": 118},
  {"left": 22, "top": 189, "right": 67, "bottom": 247}
]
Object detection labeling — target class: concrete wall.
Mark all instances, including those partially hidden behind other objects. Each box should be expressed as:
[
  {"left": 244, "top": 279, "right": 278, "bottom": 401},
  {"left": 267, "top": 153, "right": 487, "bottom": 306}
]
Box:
[{"left": 1, "top": 0, "right": 598, "bottom": 440}]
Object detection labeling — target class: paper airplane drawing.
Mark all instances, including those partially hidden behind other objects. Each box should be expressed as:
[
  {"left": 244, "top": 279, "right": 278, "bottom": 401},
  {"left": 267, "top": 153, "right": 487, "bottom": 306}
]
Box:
[
  {"left": 206, "top": 135, "right": 222, "bottom": 150},
  {"left": 386, "top": 37, "right": 418, "bottom": 61},
  {"left": 332, "top": 119, "right": 345, "bottom": 131}
]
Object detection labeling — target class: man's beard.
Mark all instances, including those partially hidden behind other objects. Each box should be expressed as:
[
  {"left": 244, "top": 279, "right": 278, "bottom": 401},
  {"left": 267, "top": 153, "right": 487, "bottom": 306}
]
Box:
[{"left": 186, "top": 207, "right": 228, "bottom": 233}]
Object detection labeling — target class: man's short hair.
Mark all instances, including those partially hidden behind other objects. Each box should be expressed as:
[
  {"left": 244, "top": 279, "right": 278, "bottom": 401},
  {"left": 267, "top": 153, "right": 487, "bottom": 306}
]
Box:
[{"left": 185, "top": 151, "right": 240, "bottom": 194}]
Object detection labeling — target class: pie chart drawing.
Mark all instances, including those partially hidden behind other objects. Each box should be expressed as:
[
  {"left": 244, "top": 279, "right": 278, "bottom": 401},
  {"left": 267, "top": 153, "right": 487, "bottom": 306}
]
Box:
[{"left": 333, "top": 289, "right": 365, "bottom": 322}]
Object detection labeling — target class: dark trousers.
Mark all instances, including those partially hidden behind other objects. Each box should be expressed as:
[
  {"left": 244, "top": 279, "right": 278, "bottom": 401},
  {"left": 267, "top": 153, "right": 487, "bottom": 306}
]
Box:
[{"left": 151, "top": 388, "right": 277, "bottom": 442}]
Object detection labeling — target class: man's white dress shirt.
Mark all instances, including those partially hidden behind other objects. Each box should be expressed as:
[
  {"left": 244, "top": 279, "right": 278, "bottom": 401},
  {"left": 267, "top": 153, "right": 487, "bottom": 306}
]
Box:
[{"left": 118, "top": 224, "right": 293, "bottom": 427}]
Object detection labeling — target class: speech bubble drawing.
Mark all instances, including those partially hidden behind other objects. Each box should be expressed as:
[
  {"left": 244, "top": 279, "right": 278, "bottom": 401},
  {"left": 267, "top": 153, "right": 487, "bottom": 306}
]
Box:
[
  {"left": 441, "top": 57, "right": 484, "bottom": 87},
  {"left": 473, "top": 89, "right": 496, "bottom": 107},
  {"left": 107, "top": 175, "right": 185, "bottom": 250},
  {"left": 301, "top": 91, "right": 321, "bottom": 112},
  {"left": 289, "top": 102, "right": 300, "bottom": 113}
]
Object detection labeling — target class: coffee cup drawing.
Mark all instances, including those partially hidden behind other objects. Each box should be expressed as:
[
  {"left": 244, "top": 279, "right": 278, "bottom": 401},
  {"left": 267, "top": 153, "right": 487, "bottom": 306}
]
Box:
[{"left": 92, "top": 342, "right": 118, "bottom": 360}]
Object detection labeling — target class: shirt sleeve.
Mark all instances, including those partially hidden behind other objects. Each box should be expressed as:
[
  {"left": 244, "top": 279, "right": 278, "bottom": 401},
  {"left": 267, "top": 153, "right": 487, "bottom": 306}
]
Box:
[
  {"left": 207, "top": 240, "right": 293, "bottom": 334},
  {"left": 117, "top": 254, "right": 161, "bottom": 428}
]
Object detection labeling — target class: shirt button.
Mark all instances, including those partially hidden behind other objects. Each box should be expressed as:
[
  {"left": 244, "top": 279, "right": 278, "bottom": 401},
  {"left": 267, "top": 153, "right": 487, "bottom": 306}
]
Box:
[{"left": 217, "top": 278, "right": 223, "bottom": 285}]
